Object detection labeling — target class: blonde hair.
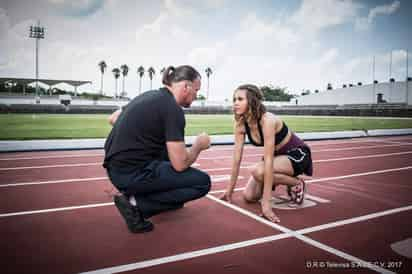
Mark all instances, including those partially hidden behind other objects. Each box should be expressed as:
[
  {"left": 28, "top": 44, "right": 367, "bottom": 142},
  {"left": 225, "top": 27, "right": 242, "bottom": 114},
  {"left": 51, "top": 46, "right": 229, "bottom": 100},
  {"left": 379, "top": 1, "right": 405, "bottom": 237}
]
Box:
[{"left": 233, "top": 84, "right": 266, "bottom": 125}]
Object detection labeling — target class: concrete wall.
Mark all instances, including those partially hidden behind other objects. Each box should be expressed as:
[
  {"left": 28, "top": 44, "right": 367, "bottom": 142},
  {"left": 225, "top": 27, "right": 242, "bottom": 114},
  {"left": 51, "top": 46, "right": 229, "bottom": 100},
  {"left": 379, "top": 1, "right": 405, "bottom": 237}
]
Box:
[
  {"left": 1, "top": 103, "right": 411, "bottom": 117},
  {"left": 298, "top": 80, "right": 412, "bottom": 105}
]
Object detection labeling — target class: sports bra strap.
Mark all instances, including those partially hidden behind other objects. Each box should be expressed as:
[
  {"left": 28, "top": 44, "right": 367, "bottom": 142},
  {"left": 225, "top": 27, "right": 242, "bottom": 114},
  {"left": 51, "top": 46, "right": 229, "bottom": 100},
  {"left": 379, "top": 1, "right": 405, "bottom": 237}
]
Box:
[{"left": 244, "top": 119, "right": 288, "bottom": 146}]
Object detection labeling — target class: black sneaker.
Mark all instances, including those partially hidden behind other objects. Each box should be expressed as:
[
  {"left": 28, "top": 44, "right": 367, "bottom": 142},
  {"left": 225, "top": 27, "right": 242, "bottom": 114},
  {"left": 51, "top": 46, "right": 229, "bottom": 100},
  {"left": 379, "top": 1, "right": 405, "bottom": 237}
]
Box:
[{"left": 113, "top": 195, "right": 154, "bottom": 233}]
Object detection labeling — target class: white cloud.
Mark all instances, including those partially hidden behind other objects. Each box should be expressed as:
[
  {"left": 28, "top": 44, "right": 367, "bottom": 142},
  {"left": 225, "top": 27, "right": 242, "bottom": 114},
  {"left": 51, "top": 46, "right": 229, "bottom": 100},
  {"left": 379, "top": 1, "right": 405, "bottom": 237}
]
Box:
[
  {"left": 369, "top": 0, "right": 400, "bottom": 20},
  {"left": 47, "top": 0, "right": 106, "bottom": 17},
  {"left": 328, "top": 49, "right": 408, "bottom": 88},
  {"left": 291, "top": 0, "right": 360, "bottom": 34},
  {"left": 0, "top": 8, "right": 9, "bottom": 43},
  {"left": 232, "top": 13, "right": 300, "bottom": 57},
  {"left": 318, "top": 48, "right": 339, "bottom": 65},
  {"left": 136, "top": 13, "right": 168, "bottom": 37},
  {"left": 188, "top": 42, "right": 226, "bottom": 70},
  {"left": 164, "top": 0, "right": 195, "bottom": 18},
  {"left": 0, "top": 10, "right": 34, "bottom": 71},
  {"left": 355, "top": 0, "right": 400, "bottom": 31},
  {"left": 164, "top": 0, "right": 227, "bottom": 14},
  {"left": 0, "top": 1, "right": 408, "bottom": 101}
]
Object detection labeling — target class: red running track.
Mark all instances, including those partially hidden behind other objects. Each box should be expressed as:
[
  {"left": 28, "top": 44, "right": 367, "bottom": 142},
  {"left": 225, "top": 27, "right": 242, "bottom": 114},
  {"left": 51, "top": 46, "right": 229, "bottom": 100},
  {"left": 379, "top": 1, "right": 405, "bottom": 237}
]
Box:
[{"left": 0, "top": 135, "right": 412, "bottom": 274}]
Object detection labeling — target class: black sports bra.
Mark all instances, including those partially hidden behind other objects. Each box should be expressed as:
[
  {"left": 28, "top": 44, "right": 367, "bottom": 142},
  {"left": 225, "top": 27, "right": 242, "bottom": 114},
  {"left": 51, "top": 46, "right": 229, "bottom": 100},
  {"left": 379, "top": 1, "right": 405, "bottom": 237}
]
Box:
[{"left": 244, "top": 119, "right": 289, "bottom": 146}]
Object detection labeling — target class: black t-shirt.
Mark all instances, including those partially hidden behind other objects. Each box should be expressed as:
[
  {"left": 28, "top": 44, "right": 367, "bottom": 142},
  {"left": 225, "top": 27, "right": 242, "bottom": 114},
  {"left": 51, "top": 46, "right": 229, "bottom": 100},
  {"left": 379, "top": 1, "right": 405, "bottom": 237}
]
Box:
[{"left": 103, "top": 88, "right": 185, "bottom": 169}]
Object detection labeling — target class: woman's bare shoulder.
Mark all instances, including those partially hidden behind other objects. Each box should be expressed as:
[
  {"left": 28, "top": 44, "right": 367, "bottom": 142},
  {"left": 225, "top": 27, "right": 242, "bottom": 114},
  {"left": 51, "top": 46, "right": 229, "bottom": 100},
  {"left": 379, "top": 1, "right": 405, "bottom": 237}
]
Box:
[
  {"left": 262, "top": 112, "right": 280, "bottom": 126},
  {"left": 234, "top": 121, "right": 246, "bottom": 134}
]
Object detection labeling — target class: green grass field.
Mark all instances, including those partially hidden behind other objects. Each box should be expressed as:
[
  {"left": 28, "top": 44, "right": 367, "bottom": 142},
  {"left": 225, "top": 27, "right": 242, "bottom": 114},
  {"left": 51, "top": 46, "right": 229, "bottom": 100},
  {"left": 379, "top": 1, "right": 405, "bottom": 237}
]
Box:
[{"left": 0, "top": 114, "right": 411, "bottom": 140}]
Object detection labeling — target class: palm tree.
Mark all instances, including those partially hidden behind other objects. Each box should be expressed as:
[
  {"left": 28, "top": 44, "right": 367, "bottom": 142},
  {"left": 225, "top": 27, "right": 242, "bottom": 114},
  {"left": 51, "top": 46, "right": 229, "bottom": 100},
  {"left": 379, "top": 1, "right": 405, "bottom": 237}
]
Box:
[
  {"left": 120, "top": 64, "right": 129, "bottom": 98},
  {"left": 112, "top": 67, "right": 121, "bottom": 99},
  {"left": 205, "top": 67, "right": 213, "bottom": 100},
  {"left": 98, "top": 61, "right": 107, "bottom": 95},
  {"left": 159, "top": 67, "right": 166, "bottom": 87},
  {"left": 148, "top": 67, "right": 156, "bottom": 89},
  {"left": 137, "top": 66, "right": 145, "bottom": 94}
]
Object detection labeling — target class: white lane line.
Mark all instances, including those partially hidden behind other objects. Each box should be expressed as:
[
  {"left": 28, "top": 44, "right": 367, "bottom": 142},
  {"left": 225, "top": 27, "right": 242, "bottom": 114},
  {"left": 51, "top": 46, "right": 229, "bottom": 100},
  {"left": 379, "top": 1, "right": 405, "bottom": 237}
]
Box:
[
  {"left": 313, "top": 143, "right": 412, "bottom": 152},
  {"left": 293, "top": 235, "right": 394, "bottom": 273},
  {"left": 80, "top": 200, "right": 412, "bottom": 273},
  {"left": 0, "top": 146, "right": 257, "bottom": 161},
  {"left": 6, "top": 165, "right": 407, "bottom": 216},
  {"left": 2, "top": 141, "right": 410, "bottom": 164},
  {"left": 209, "top": 187, "right": 245, "bottom": 194},
  {"left": 79, "top": 234, "right": 292, "bottom": 274},
  {"left": 304, "top": 194, "right": 331, "bottom": 203},
  {"left": 307, "top": 139, "right": 374, "bottom": 146},
  {"left": 206, "top": 195, "right": 394, "bottom": 274},
  {"left": 3, "top": 146, "right": 411, "bottom": 171},
  {"left": 0, "top": 162, "right": 101, "bottom": 171},
  {"left": 198, "top": 154, "right": 261, "bottom": 160},
  {"left": 3, "top": 163, "right": 411, "bottom": 190},
  {"left": 0, "top": 202, "right": 113, "bottom": 218},
  {"left": 2, "top": 191, "right": 409, "bottom": 273},
  {"left": 0, "top": 174, "right": 236, "bottom": 188},
  {"left": 0, "top": 177, "right": 108, "bottom": 187},
  {"left": 307, "top": 166, "right": 412, "bottom": 184},
  {"left": 202, "top": 166, "right": 249, "bottom": 172},
  {"left": 0, "top": 153, "right": 103, "bottom": 161},
  {"left": 199, "top": 146, "right": 412, "bottom": 161},
  {"left": 314, "top": 151, "right": 412, "bottom": 162},
  {"left": 212, "top": 175, "right": 243, "bottom": 182},
  {"left": 296, "top": 205, "right": 412, "bottom": 235},
  {"left": 208, "top": 166, "right": 412, "bottom": 198},
  {"left": 0, "top": 138, "right": 389, "bottom": 161},
  {"left": 200, "top": 144, "right": 412, "bottom": 160},
  {"left": 368, "top": 139, "right": 412, "bottom": 145}
]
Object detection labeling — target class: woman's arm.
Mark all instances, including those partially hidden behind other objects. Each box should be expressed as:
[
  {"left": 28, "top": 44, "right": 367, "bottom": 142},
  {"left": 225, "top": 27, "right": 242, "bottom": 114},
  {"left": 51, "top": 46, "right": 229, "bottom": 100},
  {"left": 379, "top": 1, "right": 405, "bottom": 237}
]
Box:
[
  {"left": 221, "top": 123, "right": 245, "bottom": 202},
  {"left": 260, "top": 115, "right": 280, "bottom": 222}
]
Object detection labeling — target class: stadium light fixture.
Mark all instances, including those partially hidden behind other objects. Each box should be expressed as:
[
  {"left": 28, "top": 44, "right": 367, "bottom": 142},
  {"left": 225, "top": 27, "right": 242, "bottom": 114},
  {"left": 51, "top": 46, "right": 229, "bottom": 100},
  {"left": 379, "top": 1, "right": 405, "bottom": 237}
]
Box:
[{"left": 29, "top": 20, "right": 45, "bottom": 103}]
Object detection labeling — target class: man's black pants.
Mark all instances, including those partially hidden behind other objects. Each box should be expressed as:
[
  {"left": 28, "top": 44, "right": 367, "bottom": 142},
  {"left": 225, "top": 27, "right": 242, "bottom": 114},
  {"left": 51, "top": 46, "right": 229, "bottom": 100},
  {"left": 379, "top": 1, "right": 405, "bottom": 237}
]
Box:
[{"left": 106, "top": 161, "right": 211, "bottom": 218}]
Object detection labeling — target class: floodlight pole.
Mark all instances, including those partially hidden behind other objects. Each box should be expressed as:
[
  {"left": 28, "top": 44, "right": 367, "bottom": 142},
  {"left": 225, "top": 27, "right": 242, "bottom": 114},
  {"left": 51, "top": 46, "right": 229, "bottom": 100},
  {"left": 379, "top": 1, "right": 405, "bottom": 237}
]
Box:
[
  {"left": 372, "top": 56, "right": 376, "bottom": 103},
  {"left": 29, "top": 20, "right": 45, "bottom": 102},
  {"left": 407, "top": 49, "right": 409, "bottom": 104}
]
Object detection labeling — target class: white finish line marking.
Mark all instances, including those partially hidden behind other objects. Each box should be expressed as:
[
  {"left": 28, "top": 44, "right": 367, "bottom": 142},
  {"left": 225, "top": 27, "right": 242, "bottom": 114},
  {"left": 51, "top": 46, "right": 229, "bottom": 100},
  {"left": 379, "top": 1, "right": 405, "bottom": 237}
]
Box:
[
  {"left": 206, "top": 195, "right": 395, "bottom": 274},
  {"left": 77, "top": 198, "right": 405, "bottom": 273}
]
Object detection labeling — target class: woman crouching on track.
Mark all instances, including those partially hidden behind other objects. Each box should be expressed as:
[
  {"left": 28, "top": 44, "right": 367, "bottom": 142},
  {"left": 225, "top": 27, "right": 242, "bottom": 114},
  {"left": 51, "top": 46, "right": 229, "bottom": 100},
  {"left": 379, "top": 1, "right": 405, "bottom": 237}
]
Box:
[{"left": 220, "top": 84, "right": 313, "bottom": 223}]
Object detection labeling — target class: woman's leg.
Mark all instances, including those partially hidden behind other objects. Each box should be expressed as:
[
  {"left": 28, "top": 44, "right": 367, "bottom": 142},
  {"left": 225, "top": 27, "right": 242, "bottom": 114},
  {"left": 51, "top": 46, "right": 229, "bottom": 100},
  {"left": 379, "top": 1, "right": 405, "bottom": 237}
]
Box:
[
  {"left": 243, "top": 175, "right": 263, "bottom": 202},
  {"left": 243, "top": 156, "right": 301, "bottom": 202}
]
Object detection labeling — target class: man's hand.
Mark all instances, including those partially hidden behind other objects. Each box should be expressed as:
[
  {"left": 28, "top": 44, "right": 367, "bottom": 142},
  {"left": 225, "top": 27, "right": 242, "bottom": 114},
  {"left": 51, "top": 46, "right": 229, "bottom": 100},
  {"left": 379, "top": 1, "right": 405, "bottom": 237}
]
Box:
[{"left": 194, "top": 132, "right": 210, "bottom": 151}]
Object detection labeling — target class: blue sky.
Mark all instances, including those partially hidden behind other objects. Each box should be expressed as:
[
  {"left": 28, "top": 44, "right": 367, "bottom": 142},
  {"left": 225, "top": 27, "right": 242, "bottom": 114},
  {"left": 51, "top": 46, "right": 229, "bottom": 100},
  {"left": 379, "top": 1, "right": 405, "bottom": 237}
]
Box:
[{"left": 0, "top": 0, "right": 410, "bottom": 100}]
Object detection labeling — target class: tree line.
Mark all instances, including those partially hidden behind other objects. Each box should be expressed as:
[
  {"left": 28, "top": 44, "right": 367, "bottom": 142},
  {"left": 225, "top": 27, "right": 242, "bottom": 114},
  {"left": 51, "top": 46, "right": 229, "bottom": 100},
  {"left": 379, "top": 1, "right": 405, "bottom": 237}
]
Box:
[{"left": 98, "top": 61, "right": 213, "bottom": 100}]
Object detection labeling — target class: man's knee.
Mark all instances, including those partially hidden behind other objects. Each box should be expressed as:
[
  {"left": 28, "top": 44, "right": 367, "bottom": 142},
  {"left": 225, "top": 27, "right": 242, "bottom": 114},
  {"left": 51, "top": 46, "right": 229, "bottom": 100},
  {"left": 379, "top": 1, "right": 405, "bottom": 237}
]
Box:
[{"left": 193, "top": 169, "right": 211, "bottom": 195}]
